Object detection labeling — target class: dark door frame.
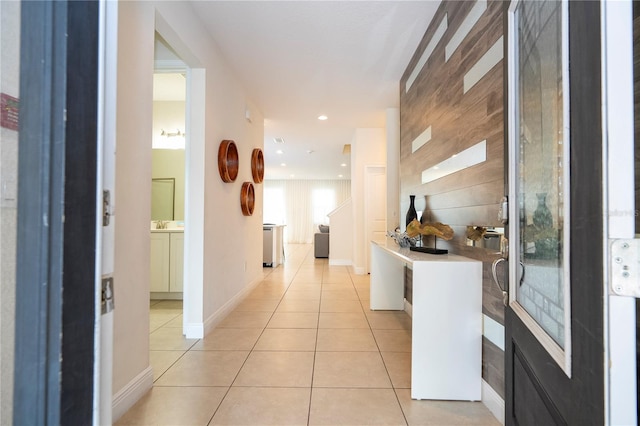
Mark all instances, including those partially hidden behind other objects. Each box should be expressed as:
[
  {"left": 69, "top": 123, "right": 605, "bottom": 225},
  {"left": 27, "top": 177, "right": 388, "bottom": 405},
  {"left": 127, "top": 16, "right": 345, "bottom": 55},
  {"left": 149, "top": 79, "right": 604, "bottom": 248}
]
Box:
[{"left": 13, "top": 1, "right": 99, "bottom": 424}]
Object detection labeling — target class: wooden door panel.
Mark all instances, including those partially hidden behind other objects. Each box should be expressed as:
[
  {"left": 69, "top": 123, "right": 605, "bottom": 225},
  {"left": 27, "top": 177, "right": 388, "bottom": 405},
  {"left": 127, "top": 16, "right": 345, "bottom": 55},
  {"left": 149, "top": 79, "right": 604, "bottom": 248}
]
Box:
[{"left": 512, "top": 352, "right": 564, "bottom": 426}]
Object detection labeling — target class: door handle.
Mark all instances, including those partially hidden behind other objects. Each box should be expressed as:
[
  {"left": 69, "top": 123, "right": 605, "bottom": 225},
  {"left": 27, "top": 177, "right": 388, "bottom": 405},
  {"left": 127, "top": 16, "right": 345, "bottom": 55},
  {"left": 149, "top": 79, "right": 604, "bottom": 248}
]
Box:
[{"left": 491, "top": 258, "right": 509, "bottom": 306}]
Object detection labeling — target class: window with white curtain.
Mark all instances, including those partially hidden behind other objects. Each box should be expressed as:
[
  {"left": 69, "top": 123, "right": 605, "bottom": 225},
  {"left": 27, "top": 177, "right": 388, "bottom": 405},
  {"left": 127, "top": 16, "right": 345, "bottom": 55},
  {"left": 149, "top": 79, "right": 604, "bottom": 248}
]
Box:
[
  {"left": 312, "top": 188, "right": 334, "bottom": 225},
  {"left": 264, "top": 180, "right": 350, "bottom": 243}
]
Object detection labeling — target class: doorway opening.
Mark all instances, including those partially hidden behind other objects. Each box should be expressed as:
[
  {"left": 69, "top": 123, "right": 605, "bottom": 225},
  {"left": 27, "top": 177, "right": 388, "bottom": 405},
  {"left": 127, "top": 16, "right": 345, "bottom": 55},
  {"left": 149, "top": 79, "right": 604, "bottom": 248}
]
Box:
[
  {"left": 151, "top": 34, "right": 187, "bottom": 302},
  {"left": 149, "top": 34, "right": 188, "bottom": 371}
]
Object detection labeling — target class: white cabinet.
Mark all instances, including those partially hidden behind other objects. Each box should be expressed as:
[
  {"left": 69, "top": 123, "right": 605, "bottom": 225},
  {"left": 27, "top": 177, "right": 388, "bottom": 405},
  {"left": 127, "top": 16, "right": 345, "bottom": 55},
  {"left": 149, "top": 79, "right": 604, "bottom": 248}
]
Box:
[
  {"left": 370, "top": 239, "right": 482, "bottom": 401},
  {"left": 263, "top": 224, "right": 284, "bottom": 267},
  {"left": 150, "top": 233, "right": 170, "bottom": 292},
  {"left": 169, "top": 232, "right": 184, "bottom": 292},
  {"left": 150, "top": 230, "right": 184, "bottom": 297}
]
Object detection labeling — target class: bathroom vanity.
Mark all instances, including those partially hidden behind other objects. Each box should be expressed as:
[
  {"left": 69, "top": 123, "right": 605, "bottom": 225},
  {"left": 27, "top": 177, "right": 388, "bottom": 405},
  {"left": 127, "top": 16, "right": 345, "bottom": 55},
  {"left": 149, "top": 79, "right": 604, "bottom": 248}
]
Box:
[
  {"left": 150, "top": 222, "right": 184, "bottom": 299},
  {"left": 370, "top": 238, "right": 482, "bottom": 401}
]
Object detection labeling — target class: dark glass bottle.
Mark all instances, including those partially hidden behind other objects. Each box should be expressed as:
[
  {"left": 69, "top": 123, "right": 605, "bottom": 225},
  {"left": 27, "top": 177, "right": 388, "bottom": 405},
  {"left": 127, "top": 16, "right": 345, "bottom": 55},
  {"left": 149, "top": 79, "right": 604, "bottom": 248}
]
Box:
[{"left": 406, "top": 195, "right": 418, "bottom": 227}]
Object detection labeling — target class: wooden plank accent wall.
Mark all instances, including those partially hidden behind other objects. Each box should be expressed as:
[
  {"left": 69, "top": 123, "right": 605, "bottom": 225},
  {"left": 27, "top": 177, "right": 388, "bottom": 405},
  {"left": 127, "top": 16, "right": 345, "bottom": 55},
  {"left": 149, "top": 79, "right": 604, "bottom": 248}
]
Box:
[{"left": 399, "top": 0, "right": 506, "bottom": 398}]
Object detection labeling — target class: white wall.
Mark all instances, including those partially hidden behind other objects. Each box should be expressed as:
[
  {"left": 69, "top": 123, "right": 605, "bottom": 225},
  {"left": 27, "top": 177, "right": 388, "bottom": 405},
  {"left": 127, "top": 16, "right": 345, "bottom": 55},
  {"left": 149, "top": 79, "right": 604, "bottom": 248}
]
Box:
[
  {"left": 350, "top": 128, "right": 386, "bottom": 274},
  {"left": 152, "top": 100, "right": 185, "bottom": 149},
  {"left": 113, "top": 1, "right": 264, "bottom": 419},
  {"left": 328, "top": 199, "right": 353, "bottom": 265},
  {"left": 386, "top": 108, "right": 400, "bottom": 231}
]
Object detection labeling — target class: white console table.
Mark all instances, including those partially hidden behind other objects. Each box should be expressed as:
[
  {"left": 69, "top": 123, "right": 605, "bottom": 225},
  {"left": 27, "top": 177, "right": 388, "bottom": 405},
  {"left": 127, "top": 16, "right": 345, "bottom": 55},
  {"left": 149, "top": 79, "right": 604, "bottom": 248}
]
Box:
[{"left": 370, "top": 239, "right": 482, "bottom": 401}]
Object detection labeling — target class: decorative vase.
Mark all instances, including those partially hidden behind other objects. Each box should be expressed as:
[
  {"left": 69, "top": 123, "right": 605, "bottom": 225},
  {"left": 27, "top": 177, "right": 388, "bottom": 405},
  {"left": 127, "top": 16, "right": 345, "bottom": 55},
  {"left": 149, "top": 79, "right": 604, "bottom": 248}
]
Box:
[
  {"left": 532, "top": 193, "right": 553, "bottom": 229},
  {"left": 406, "top": 195, "right": 418, "bottom": 227}
]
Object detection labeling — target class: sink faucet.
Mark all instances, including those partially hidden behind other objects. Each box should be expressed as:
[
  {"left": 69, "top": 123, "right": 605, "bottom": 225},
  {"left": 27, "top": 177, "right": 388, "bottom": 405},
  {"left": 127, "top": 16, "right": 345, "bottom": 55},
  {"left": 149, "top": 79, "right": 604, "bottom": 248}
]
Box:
[{"left": 156, "top": 220, "right": 167, "bottom": 229}]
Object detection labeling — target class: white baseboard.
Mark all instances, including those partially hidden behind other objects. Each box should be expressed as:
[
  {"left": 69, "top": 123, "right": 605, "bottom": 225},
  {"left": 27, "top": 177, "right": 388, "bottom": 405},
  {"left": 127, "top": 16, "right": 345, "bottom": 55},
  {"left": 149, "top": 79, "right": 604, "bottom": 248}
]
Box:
[
  {"left": 111, "top": 366, "right": 153, "bottom": 423},
  {"left": 201, "top": 277, "right": 263, "bottom": 337},
  {"left": 403, "top": 299, "right": 412, "bottom": 317},
  {"left": 184, "top": 322, "right": 204, "bottom": 339},
  {"left": 482, "top": 379, "right": 505, "bottom": 425},
  {"left": 329, "top": 258, "right": 352, "bottom": 266}
]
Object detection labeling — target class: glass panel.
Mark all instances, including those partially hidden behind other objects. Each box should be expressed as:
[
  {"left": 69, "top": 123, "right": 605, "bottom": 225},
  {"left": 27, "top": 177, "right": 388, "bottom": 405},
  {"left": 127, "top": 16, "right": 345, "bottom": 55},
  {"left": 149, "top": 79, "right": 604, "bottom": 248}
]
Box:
[
  {"left": 515, "top": 0, "right": 567, "bottom": 347},
  {"left": 0, "top": 1, "right": 21, "bottom": 421}
]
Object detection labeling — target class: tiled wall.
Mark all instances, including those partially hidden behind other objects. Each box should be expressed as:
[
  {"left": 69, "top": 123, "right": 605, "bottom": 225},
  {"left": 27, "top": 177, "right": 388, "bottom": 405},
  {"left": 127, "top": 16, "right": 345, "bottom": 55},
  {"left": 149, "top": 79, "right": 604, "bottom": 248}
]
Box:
[{"left": 399, "top": 0, "right": 506, "bottom": 398}]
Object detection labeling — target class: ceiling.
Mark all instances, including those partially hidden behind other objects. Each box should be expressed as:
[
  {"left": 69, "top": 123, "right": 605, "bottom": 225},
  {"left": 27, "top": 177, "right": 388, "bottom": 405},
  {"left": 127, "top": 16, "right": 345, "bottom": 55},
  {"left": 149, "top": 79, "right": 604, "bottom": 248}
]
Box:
[{"left": 154, "top": 1, "right": 440, "bottom": 180}]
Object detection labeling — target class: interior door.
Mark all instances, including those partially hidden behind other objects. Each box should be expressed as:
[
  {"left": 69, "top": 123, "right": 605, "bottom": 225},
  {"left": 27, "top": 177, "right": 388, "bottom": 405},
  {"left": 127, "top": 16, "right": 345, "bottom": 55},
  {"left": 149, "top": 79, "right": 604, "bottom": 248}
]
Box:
[
  {"left": 97, "top": 1, "right": 118, "bottom": 423},
  {"left": 364, "top": 166, "right": 387, "bottom": 274},
  {"left": 503, "top": 1, "right": 606, "bottom": 424}
]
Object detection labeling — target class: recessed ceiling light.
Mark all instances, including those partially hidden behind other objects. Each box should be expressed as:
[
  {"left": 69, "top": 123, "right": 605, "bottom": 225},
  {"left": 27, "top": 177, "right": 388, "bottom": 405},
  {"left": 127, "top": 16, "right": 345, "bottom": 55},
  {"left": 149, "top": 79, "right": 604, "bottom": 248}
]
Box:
[
  {"left": 307, "top": 150, "right": 314, "bottom": 154},
  {"left": 340, "top": 163, "right": 347, "bottom": 167},
  {"left": 338, "top": 174, "right": 343, "bottom": 178},
  {"left": 290, "top": 174, "right": 295, "bottom": 178},
  {"left": 280, "top": 163, "right": 286, "bottom": 167},
  {"left": 276, "top": 149, "right": 283, "bottom": 154},
  {"left": 318, "top": 115, "right": 328, "bottom": 121}
]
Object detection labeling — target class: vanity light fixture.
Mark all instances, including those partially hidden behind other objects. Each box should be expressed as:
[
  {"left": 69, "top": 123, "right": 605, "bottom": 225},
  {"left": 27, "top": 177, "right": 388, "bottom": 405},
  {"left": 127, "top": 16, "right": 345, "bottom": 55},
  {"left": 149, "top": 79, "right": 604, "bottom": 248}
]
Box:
[
  {"left": 318, "top": 115, "right": 328, "bottom": 121},
  {"left": 161, "top": 129, "right": 185, "bottom": 137}
]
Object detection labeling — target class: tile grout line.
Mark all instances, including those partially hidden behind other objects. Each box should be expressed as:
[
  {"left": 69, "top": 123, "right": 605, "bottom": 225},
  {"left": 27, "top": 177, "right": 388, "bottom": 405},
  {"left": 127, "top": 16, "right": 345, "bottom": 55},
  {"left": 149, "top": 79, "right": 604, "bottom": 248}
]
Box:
[
  {"left": 350, "top": 267, "right": 410, "bottom": 426},
  {"left": 307, "top": 248, "right": 324, "bottom": 426},
  {"left": 207, "top": 243, "right": 316, "bottom": 425}
]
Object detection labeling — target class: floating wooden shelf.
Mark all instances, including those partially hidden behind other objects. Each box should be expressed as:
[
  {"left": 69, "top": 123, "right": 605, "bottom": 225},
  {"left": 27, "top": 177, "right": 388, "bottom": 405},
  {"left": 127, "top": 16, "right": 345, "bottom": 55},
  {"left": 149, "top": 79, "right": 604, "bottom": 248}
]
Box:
[
  {"left": 240, "top": 182, "right": 255, "bottom": 216},
  {"left": 218, "top": 140, "right": 239, "bottom": 182},
  {"left": 251, "top": 148, "right": 264, "bottom": 183}
]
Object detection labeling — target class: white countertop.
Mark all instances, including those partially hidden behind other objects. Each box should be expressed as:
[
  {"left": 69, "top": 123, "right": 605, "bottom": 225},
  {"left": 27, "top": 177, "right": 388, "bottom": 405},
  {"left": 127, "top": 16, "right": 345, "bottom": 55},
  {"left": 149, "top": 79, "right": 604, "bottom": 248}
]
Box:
[
  {"left": 151, "top": 221, "right": 184, "bottom": 232},
  {"left": 151, "top": 228, "right": 184, "bottom": 233},
  {"left": 372, "top": 237, "right": 479, "bottom": 264}
]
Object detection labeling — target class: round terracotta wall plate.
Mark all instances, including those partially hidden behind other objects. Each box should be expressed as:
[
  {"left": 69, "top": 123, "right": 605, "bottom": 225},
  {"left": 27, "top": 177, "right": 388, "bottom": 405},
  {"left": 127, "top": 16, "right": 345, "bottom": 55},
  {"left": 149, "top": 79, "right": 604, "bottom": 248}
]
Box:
[
  {"left": 240, "top": 182, "right": 255, "bottom": 216},
  {"left": 251, "top": 148, "right": 264, "bottom": 183},
  {"left": 218, "top": 140, "right": 239, "bottom": 183}
]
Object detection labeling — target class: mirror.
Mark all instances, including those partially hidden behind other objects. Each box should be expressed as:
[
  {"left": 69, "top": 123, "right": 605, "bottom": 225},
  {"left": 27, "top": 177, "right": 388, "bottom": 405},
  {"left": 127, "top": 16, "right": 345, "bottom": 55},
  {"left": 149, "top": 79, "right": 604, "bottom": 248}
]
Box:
[{"left": 151, "top": 178, "right": 175, "bottom": 220}]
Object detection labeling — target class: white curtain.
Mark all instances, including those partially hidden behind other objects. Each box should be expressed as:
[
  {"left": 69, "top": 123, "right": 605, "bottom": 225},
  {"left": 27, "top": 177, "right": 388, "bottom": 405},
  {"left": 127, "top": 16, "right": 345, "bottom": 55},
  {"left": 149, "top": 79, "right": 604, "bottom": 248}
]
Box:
[{"left": 264, "top": 180, "right": 351, "bottom": 243}]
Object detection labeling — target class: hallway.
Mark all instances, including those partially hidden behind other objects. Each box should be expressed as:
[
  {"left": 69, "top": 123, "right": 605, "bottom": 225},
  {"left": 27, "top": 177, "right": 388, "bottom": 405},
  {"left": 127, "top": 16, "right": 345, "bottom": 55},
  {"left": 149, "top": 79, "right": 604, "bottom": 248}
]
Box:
[{"left": 116, "top": 244, "right": 499, "bottom": 425}]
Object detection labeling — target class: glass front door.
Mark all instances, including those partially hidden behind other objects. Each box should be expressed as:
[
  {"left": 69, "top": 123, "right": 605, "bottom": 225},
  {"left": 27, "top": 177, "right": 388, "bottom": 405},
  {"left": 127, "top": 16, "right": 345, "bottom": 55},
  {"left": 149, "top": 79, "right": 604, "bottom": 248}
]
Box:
[{"left": 508, "top": 0, "right": 571, "bottom": 374}]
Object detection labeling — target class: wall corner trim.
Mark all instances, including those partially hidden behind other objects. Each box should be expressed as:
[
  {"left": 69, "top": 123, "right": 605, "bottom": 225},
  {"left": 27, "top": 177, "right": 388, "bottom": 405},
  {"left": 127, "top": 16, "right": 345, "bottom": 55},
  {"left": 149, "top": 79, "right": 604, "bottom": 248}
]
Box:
[
  {"left": 352, "top": 266, "right": 366, "bottom": 275},
  {"left": 111, "top": 367, "right": 154, "bottom": 423}
]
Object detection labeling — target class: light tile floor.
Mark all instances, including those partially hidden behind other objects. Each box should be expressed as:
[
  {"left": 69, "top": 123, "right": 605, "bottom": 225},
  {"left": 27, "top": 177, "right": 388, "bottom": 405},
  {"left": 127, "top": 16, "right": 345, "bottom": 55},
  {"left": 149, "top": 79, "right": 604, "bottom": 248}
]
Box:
[{"left": 117, "top": 244, "right": 500, "bottom": 425}]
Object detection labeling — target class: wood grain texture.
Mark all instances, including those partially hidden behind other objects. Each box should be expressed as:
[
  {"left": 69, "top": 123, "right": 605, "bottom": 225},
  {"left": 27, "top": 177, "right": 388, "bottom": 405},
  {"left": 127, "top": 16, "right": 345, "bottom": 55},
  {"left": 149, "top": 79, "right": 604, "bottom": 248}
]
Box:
[
  {"left": 400, "top": 0, "right": 505, "bottom": 399},
  {"left": 218, "top": 140, "right": 239, "bottom": 183},
  {"left": 483, "top": 337, "right": 506, "bottom": 399}
]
